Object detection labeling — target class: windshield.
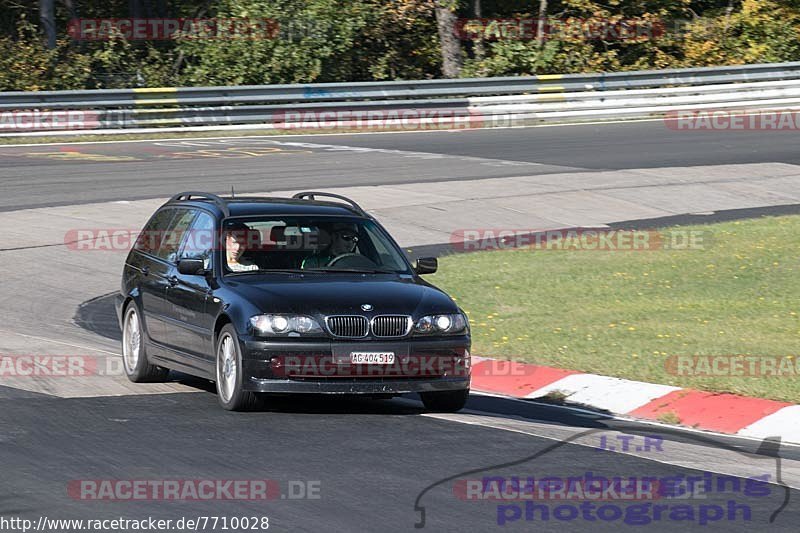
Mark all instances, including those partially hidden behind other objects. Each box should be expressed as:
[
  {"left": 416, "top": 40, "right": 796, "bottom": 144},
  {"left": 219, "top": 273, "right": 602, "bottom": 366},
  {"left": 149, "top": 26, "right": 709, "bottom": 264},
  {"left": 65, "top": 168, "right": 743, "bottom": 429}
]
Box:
[{"left": 221, "top": 216, "right": 412, "bottom": 274}]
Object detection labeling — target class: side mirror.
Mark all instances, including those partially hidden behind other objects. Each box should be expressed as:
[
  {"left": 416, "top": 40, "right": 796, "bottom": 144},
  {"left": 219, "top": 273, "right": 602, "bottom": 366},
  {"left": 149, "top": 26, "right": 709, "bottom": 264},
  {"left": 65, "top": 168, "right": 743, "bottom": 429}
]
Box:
[
  {"left": 177, "top": 258, "right": 205, "bottom": 276},
  {"left": 415, "top": 257, "right": 438, "bottom": 275}
]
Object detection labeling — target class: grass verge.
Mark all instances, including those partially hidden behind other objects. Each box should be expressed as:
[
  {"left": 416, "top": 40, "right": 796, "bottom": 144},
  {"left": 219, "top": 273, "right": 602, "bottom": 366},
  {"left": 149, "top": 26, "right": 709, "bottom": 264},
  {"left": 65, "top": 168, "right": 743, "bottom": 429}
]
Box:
[{"left": 431, "top": 216, "right": 800, "bottom": 403}]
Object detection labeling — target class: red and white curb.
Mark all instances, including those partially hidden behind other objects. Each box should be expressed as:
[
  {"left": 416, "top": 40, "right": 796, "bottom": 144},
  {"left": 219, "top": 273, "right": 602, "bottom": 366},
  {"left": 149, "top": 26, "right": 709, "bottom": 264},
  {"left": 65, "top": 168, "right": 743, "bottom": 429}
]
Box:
[{"left": 469, "top": 356, "right": 800, "bottom": 445}]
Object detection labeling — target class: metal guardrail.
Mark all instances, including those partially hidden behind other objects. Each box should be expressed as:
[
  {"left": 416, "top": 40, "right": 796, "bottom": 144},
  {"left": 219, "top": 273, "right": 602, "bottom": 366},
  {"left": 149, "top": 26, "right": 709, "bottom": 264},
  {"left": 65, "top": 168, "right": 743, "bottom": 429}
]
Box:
[{"left": 3, "top": 61, "right": 800, "bottom": 134}]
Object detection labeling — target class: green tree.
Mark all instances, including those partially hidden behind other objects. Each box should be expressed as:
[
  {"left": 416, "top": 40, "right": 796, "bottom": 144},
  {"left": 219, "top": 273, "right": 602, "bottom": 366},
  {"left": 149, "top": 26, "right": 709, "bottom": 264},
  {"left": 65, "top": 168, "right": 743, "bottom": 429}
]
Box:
[
  {"left": 177, "top": 0, "right": 373, "bottom": 85},
  {"left": 461, "top": 0, "right": 692, "bottom": 76},
  {"left": 682, "top": 0, "right": 800, "bottom": 66}
]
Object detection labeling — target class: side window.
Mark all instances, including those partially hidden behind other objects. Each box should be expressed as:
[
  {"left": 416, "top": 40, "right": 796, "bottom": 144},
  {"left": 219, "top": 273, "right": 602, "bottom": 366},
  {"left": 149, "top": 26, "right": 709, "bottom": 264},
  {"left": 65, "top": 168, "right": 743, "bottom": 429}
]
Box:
[
  {"left": 179, "top": 211, "right": 215, "bottom": 270},
  {"left": 159, "top": 209, "right": 197, "bottom": 263},
  {"left": 134, "top": 208, "right": 175, "bottom": 255}
]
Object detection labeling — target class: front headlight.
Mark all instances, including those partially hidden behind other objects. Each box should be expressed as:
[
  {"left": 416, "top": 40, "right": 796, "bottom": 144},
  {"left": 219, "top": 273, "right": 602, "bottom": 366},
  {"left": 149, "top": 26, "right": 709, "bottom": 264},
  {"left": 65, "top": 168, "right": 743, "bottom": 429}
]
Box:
[
  {"left": 413, "top": 313, "right": 468, "bottom": 335},
  {"left": 249, "top": 314, "right": 323, "bottom": 337}
]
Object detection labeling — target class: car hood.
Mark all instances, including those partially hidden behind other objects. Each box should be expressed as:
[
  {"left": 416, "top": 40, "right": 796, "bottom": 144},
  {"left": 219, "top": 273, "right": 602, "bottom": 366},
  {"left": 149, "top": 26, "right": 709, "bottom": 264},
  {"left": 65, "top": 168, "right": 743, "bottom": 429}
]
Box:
[{"left": 224, "top": 274, "right": 458, "bottom": 317}]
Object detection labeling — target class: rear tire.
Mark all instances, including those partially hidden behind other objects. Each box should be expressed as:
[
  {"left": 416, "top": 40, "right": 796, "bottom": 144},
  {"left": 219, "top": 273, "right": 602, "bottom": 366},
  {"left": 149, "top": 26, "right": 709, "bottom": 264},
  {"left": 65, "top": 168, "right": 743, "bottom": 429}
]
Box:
[
  {"left": 121, "top": 304, "right": 169, "bottom": 383},
  {"left": 215, "top": 324, "right": 262, "bottom": 411},
  {"left": 420, "top": 388, "right": 469, "bottom": 412}
]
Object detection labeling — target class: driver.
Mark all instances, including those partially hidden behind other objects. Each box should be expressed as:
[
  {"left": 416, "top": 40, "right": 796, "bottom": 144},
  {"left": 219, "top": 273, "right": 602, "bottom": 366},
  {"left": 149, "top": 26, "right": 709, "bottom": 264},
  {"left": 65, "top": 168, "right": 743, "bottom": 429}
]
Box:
[
  {"left": 301, "top": 223, "right": 359, "bottom": 269},
  {"left": 224, "top": 222, "right": 259, "bottom": 272}
]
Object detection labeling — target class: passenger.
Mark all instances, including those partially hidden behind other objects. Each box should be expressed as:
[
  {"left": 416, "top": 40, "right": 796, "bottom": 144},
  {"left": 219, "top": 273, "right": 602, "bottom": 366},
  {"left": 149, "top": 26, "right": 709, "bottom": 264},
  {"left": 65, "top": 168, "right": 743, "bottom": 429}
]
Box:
[{"left": 301, "top": 224, "right": 359, "bottom": 268}]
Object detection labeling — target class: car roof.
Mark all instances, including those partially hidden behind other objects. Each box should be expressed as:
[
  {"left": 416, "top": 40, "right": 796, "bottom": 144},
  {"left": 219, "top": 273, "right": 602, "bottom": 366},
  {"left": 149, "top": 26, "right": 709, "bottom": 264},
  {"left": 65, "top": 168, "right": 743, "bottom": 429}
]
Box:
[{"left": 164, "top": 192, "right": 370, "bottom": 219}]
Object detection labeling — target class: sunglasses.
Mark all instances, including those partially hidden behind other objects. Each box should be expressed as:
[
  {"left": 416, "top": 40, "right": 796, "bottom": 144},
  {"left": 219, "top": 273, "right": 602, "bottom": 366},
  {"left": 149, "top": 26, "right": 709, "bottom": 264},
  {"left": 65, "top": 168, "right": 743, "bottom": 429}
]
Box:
[{"left": 336, "top": 232, "right": 358, "bottom": 242}]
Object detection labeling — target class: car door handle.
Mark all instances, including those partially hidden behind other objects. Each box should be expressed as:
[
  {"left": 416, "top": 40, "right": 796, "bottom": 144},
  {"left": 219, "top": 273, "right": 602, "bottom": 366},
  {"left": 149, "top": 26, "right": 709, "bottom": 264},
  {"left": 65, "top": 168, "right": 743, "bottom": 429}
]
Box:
[
  {"left": 141, "top": 266, "right": 149, "bottom": 276},
  {"left": 168, "top": 276, "right": 179, "bottom": 286}
]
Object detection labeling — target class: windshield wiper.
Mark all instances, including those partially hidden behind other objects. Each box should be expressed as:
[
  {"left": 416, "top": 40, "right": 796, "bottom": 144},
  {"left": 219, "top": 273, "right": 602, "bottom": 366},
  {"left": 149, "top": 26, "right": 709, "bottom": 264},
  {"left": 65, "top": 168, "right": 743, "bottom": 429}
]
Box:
[
  {"left": 306, "top": 267, "right": 399, "bottom": 274},
  {"left": 226, "top": 269, "right": 306, "bottom": 275}
]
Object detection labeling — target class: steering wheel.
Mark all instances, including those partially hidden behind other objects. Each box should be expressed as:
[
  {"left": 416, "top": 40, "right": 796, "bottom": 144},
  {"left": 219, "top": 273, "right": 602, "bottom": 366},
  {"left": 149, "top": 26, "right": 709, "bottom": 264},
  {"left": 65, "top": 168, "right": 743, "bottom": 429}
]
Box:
[{"left": 326, "top": 253, "right": 378, "bottom": 268}]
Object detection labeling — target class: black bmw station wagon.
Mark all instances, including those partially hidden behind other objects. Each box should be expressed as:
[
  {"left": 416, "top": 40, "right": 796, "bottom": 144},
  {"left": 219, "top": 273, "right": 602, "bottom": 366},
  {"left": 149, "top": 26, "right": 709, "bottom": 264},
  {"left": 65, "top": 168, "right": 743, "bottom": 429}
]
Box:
[{"left": 116, "top": 192, "right": 471, "bottom": 411}]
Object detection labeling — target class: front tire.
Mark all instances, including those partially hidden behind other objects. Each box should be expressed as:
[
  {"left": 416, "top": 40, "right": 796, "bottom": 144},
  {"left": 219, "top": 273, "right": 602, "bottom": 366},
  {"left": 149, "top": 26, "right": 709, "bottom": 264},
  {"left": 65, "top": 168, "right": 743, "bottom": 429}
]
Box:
[
  {"left": 216, "top": 324, "right": 261, "bottom": 411},
  {"left": 420, "top": 388, "right": 469, "bottom": 412},
  {"left": 121, "top": 304, "right": 169, "bottom": 383}
]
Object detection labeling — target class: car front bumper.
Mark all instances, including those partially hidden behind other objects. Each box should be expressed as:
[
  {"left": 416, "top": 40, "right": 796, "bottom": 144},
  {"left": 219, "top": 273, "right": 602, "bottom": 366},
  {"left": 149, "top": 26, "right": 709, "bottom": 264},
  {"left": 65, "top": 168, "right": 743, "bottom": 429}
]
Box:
[
  {"left": 244, "top": 376, "right": 470, "bottom": 394},
  {"left": 239, "top": 336, "right": 471, "bottom": 394}
]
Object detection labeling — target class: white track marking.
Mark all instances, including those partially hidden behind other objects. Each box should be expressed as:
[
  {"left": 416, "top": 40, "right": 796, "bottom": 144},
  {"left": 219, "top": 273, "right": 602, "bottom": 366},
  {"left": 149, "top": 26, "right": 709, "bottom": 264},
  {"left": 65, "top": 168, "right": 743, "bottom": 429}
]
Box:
[
  {"left": 523, "top": 373, "right": 681, "bottom": 413},
  {"left": 0, "top": 329, "right": 118, "bottom": 356},
  {"left": 739, "top": 406, "right": 800, "bottom": 442}
]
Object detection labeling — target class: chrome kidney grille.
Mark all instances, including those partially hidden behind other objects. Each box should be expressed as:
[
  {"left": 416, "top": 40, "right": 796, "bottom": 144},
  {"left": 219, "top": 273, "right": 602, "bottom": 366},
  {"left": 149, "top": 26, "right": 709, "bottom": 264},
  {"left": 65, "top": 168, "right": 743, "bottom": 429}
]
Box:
[
  {"left": 325, "top": 315, "right": 412, "bottom": 338},
  {"left": 372, "top": 315, "right": 412, "bottom": 337},
  {"left": 326, "top": 316, "right": 369, "bottom": 338}
]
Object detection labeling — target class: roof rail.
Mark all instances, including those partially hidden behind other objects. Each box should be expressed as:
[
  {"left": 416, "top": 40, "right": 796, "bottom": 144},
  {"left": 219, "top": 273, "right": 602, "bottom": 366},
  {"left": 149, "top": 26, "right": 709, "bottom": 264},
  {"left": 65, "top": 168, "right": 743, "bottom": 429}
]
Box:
[
  {"left": 169, "top": 191, "right": 230, "bottom": 216},
  {"left": 292, "top": 191, "right": 367, "bottom": 216}
]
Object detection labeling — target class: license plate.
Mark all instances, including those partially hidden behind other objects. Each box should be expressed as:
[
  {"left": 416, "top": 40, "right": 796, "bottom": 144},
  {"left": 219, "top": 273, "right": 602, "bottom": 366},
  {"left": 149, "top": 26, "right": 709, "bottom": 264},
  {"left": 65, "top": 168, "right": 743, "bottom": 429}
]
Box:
[{"left": 350, "top": 352, "right": 396, "bottom": 364}]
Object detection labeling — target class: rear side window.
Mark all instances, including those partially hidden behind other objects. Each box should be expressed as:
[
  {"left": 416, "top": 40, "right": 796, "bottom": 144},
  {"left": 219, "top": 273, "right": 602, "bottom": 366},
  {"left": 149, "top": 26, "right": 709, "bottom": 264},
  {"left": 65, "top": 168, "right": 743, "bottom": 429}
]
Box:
[
  {"left": 134, "top": 208, "right": 175, "bottom": 255},
  {"left": 179, "top": 211, "right": 216, "bottom": 269},
  {"left": 159, "top": 209, "right": 197, "bottom": 263},
  {"left": 134, "top": 208, "right": 197, "bottom": 262}
]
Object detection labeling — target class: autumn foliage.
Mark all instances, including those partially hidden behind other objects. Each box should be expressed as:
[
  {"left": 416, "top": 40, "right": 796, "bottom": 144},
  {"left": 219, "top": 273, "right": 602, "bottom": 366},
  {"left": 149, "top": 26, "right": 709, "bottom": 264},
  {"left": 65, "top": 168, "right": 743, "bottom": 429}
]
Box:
[{"left": 1, "top": 1, "right": 799, "bottom": 90}]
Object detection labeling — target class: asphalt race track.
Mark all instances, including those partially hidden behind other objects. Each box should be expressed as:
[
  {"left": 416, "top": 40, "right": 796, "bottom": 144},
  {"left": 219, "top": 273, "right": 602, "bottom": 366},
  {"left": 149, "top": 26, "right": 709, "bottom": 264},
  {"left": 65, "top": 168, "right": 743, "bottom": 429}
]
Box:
[
  {"left": 2, "top": 120, "right": 800, "bottom": 210},
  {"left": 1, "top": 121, "right": 800, "bottom": 532},
  {"left": 2, "top": 388, "right": 799, "bottom": 532}
]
